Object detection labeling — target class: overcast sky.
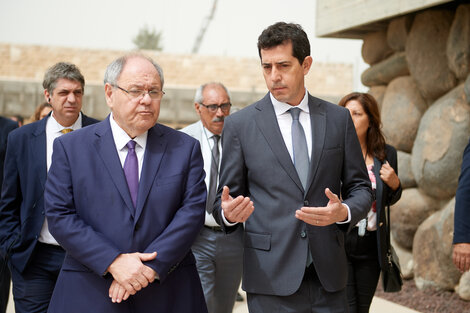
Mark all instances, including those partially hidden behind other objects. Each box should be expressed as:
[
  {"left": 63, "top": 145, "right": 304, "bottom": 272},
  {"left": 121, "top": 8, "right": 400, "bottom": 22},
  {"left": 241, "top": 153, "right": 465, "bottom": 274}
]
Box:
[{"left": 0, "top": 0, "right": 367, "bottom": 89}]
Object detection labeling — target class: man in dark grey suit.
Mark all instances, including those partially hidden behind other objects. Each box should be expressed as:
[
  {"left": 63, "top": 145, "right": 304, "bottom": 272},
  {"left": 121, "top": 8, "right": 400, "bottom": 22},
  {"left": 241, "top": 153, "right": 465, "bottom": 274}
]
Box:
[{"left": 213, "top": 22, "right": 372, "bottom": 312}]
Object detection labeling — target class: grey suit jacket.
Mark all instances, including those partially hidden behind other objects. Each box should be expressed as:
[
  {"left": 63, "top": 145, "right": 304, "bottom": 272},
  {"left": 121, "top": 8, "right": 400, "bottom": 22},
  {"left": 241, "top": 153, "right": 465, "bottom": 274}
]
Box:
[{"left": 214, "top": 93, "right": 372, "bottom": 295}]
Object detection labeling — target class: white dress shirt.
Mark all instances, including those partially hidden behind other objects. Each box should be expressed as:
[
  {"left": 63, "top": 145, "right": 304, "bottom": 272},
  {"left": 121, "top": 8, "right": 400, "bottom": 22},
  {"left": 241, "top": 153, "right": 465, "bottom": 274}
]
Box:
[
  {"left": 198, "top": 124, "right": 222, "bottom": 227},
  {"left": 40, "top": 112, "right": 82, "bottom": 245}
]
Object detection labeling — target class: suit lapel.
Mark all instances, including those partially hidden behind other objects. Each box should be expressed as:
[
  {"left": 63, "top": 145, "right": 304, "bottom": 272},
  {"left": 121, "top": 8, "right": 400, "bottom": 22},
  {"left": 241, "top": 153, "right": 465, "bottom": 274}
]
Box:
[
  {"left": 255, "top": 94, "right": 304, "bottom": 192},
  {"left": 32, "top": 118, "right": 48, "bottom": 190},
  {"left": 306, "top": 95, "right": 326, "bottom": 192},
  {"left": 134, "top": 125, "right": 167, "bottom": 223},
  {"left": 374, "top": 157, "right": 384, "bottom": 217},
  {"left": 94, "top": 117, "right": 135, "bottom": 216}
]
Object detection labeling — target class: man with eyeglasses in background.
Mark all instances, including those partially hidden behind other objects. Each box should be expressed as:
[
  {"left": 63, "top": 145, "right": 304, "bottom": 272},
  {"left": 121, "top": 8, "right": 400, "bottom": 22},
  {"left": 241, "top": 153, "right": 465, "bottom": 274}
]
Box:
[
  {"left": 0, "top": 62, "right": 98, "bottom": 313},
  {"left": 181, "top": 82, "right": 243, "bottom": 313},
  {"left": 44, "top": 53, "right": 207, "bottom": 313}
]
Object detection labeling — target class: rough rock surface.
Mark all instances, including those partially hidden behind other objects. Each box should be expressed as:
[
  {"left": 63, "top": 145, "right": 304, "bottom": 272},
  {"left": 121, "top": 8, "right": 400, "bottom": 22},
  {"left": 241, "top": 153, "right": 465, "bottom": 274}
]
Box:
[
  {"left": 397, "top": 150, "right": 416, "bottom": 189},
  {"left": 361, "top": 52, "right": 409, "bottom": 86},
  {"left": 391, "top": 188, "right": 441, "bottom": 249},
  {"left": 406, "top": 9, "right": 457, "bottom": 101},
  {"left": 362, "top": 30, "right": 394, "bottom": 65},
  {"left": 411, "top": 84, "right": 470, "bottom": 199},
  {"left": 413, "top": 198, "right": 461, "bottom": 291},
  {"left": 387, "top": 15, "right": 413, "bottom": 52},
  {"left": 381, "top": 76, "right": 427, "bottom": 153},
  {"left": 447, "top": 4, "right": 470, "bottom": 81}
]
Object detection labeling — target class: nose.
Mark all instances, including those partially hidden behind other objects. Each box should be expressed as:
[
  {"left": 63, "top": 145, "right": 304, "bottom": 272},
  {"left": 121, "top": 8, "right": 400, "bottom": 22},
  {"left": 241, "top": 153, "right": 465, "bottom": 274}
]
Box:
[
  {"left": 270, "top": 67, "right": 281, "bottom": 82},
  {"left": 215, "top": 106, "right": 224, "bottom": 116},
  {"left": 140, "top": 92, "right": 152, "bottom": 105},
  {"left": 67, "top": 93, "right": 76, "bottom": 104}
]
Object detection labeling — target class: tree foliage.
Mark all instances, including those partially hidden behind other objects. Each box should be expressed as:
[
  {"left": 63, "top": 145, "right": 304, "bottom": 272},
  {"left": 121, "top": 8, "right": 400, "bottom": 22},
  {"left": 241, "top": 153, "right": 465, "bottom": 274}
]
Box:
[{"left": 132, "top": 25, "right": 163, "bottom": 51}]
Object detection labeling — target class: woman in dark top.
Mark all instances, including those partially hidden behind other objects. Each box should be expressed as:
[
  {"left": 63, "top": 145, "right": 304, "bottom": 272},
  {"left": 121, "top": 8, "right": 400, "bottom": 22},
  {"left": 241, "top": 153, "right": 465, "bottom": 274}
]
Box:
[{"left": 339, "top": 92, "right": 402, "bottom": 313}]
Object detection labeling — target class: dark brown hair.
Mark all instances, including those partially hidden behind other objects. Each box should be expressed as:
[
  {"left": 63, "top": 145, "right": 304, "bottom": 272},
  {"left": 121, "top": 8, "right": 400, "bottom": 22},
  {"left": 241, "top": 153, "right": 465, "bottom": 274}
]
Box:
[{"left": 338, "top": 92, "right": 386, "bottom": 161}]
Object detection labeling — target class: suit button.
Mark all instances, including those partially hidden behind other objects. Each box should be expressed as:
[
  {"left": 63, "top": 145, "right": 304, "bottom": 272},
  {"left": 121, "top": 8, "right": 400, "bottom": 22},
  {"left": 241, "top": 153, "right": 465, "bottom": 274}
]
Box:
[
  {"left": 41, "top": 211, "right": 45, "bottom": 215},
  {"left": 304, "top": 200, "right": 309, "bottom": 206},
  {"left": 300, "top": 231, "right": 307, "bottom": 238}
]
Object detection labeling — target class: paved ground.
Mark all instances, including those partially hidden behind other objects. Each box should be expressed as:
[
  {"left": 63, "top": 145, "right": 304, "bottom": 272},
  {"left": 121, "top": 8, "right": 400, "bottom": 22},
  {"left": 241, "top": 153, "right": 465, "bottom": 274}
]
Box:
[{"left": 7, "top": 285, "right": 420, "bottom": 313}]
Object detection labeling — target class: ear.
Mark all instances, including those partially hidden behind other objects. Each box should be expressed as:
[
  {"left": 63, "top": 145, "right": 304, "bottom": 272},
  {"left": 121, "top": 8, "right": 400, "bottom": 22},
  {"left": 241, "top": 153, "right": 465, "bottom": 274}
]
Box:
[
  {"left": 44, "top": 89, "right": 51, "bottom": 103},
  {"left": 194, "top": 102, "right": 202, "bottom": 116},
  {"left": 104, "top": 83, "right": 114, "bottom": 109},
  {"left": 302, "top": 56, "right": 313, "bottom": 75}
]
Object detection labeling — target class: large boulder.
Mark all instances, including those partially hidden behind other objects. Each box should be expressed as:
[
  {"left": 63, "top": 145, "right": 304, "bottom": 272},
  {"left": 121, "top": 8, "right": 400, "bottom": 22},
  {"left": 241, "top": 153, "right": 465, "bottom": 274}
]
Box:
[
  {"left": 406, "top": 9, "right": 457, "bottom": 101},
  {"left": 413, "top": 198, "right": 461, "bottom": 290},
  {"left": 456, "top": 271, "right": 470, "bottom": 301},
  {"left": 391, "top": 188, "right": 441, "bottom": 249},
  {"left": 367, "top": 85, "right": 386, "bottom": 112},
  {"left": 411, "top": 84, "right": 470, "bottom": 199},
  {"left": 465, "top": 74, "right": 470, "bottom": 103},
  {"left": 387, "top": 16, "right": 413, "bottom": 52},
  {"left": 392, "top": 235, "right": 414, "bottom": 279},
  {"left": 361, "top": 52, "right": 409, "bottom": 86},
  {"left": 397, "top": 150, "right": 416, "bottom": 189},
  {"left": 447, "top": 4, "right": 470, "bottom": 81},
  {"left": 362, "top": 30, "right": 394, "bottom": 65},
  {"left": 381, "top": 76, "right": 427, "bottom": 152}
]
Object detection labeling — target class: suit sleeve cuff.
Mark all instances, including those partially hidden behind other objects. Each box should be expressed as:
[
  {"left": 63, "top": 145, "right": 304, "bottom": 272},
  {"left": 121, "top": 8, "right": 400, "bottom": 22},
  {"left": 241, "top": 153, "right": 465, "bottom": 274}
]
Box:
[{"left": 336, "top": 203, "right": 351, "bottom": 224}]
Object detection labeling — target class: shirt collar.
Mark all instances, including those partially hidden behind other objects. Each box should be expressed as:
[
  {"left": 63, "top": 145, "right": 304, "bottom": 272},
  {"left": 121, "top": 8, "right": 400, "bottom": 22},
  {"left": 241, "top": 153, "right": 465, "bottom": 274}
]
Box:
[
  {"left": 50, "top": 112, "right": 82, "bottom": 132},
  {"left": 109, "top": 112, "right": 148, "bottom": 151},
  {"left": 270, "top": 88, "right": 310, "bottom": 116}
]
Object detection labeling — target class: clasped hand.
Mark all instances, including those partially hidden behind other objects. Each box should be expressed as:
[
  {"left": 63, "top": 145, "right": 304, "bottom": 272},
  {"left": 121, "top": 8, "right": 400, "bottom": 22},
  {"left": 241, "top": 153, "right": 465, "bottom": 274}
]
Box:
[
  {"left": 295, "top": 188, "right": 347, "bottom": 226},
  {"left": 107, "top": 251, "right": 157, "bottom": 303}
]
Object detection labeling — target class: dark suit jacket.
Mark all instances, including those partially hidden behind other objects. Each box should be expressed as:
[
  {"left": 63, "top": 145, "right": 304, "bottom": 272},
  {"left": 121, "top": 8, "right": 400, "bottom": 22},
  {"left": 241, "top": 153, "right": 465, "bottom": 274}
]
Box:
[
  {"left": 373, "top": 144, "right": 402, "bottom": 269},
  {"left": 454, "top": 138, "right": 470, "bottom": 244},
  {"left": 0, "top": 114, "right": 98, "bottom": 273},
  {"left": 214, "top": 93, "right": 372, "bottom": 295},
  {"left": 44, "top": 117, "right": 207, "bottom": 312},
  {"left": 0, "top": 117, "right": 18, "bottom": 188}
]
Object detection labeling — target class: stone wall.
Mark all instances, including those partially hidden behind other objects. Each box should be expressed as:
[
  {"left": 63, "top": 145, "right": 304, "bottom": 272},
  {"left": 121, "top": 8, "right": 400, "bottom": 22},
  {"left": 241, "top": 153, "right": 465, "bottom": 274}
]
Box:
[
  {"left": 361, "top": 4, "right": 470, "bottom": 299},
  {"left": 0, "top": 44, "right": 353, "bottom": 126}
]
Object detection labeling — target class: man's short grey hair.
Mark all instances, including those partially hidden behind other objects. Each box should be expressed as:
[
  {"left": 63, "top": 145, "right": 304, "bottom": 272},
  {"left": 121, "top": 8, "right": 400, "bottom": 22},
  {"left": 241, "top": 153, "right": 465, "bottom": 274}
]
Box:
[
  {"left": 43, "top": 62, "right": 85, "bottom": 94},
  {"left": 194, "top": 82, "right": 231, "bottom": 103},
  {"left": 103, "top": 53, "right": 164, "bottom": 88}
]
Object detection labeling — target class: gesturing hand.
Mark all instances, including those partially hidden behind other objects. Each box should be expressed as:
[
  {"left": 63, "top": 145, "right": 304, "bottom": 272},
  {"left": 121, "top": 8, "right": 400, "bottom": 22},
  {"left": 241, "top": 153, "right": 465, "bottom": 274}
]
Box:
[
  {"left": 107, "top": 251, "right": 157, "bottom": 302},
  {"left": 221, "top": 186, "right": 254, "bottom": 223},
  {"left": 295, "top": 188, "right": 348, "bottom": 226}
]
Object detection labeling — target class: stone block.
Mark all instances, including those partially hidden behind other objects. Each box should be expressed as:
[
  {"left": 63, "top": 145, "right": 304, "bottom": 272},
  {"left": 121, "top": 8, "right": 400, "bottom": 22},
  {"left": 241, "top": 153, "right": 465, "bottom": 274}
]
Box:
[
  {"left": 361, "top": 52, "right": 409, "bottom": 86},
  {"left": 381, "top": 76, "right": 427, "bottom": 152},
  {"left": 362, "top": 30, "right": 394, "bottom": 65},
  {"left": 391, "top": 188, "right": 440, "bottom": 249},
  {"left": 387, "top": 16, "right": 413, "bottom": 52},
  {"left": 413, "top": 198, "right": 461, "bottom": 291},
  {"left": 447, "top": 4, "right": 470, "bottom": 81},
  {"left": 406, "top": 9, "right": 457, "bottom": 101},
  {"left": 411, "top": 84, "right": 470, "bottom": 199}
]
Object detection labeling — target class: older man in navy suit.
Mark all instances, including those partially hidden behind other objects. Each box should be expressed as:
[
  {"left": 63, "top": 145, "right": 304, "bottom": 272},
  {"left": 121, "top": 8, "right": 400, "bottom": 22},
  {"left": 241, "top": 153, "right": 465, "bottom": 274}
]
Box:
[
  {"left": 0, "top": 116, "right": 18, "bottom": 313},
  {"left": 0, "top": 62, "right": 98, "bottom": 313},
  {"left": 44, "top": 54, "right": 207, "bottom": 312}
]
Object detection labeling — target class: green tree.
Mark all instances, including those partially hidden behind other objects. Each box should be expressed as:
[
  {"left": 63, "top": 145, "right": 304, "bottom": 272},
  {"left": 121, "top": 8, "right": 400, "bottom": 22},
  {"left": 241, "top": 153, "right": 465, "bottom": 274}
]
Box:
[{"left": 132, "top": 25, "right": 163, "bottom": 51}]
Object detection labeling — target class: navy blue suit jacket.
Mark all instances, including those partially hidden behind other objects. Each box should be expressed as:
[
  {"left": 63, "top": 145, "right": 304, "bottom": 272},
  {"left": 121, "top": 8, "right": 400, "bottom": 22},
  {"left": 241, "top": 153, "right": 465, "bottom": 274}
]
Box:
[
  {"left": 44, "top": 117, "right": 207, "bottom": 312},
  {"left": 454, "top": 138, "right": 470, "bottom": 244},
  {"left": 0, "top": 114, "right": 98, "bottom": 273}
]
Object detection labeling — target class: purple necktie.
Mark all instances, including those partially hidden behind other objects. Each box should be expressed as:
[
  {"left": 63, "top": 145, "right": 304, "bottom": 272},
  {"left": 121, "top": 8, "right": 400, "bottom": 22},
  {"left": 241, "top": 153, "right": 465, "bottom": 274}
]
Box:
[{"left": 124, "top": 140, "right": 138, "bottom": 208}]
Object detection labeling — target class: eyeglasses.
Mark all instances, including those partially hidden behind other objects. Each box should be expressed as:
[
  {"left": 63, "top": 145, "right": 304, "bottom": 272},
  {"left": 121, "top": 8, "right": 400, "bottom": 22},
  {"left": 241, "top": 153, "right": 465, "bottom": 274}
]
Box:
[
  {"left": 115, "top": 85, "right": 165, "bottom": 100},
  {"left": 199, "top": 102, "right": 231, "bottom": 113}
]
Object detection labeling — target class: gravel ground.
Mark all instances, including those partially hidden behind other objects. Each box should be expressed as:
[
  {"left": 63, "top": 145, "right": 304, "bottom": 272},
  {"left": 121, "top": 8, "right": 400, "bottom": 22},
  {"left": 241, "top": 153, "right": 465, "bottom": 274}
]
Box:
[{"left": 374, "top": 279, "right": 470, "bottom": 313}]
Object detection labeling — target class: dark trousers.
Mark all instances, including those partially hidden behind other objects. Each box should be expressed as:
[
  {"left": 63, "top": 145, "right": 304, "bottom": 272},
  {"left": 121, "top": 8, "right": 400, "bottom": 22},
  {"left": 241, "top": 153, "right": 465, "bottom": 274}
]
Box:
[
  {"left": 247, "top": 264, "right": 348, "bottom": 313},
  {"left": 10, "top": 242, "right": 65, "bottom": 313},
  {"left": 0, "top": 257, "right": 10, "bottom": 313},
  {"left": 345, "top": 229, "right": 381, "bottom": 313}
]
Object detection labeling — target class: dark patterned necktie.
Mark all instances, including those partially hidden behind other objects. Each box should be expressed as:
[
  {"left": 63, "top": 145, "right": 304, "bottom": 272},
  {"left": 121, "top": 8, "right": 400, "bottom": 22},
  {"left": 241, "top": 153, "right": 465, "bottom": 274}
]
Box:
[{"left": 206, "top": 135, "right": 220, "bottom": 214}]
